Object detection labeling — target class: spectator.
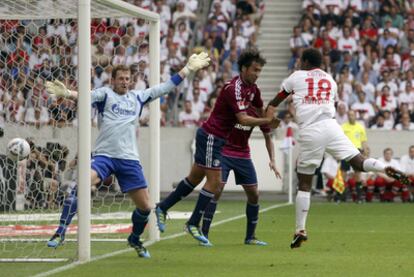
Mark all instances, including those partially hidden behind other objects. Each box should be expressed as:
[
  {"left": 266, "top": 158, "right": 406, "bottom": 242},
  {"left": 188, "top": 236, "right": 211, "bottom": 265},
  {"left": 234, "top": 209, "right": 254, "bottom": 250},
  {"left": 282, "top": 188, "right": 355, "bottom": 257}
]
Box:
[
  {"left": 289, "top": 25, "right": 309, "bottom": 70},
  {"left": 376, "top": 85, "right": 397, "bottom": 113},
  {"left": 398, "top": 82, "right": 414, "bottom": 109},
  {"left": 351, "top": 90, "right": 375, "bottom": 126},
  {"left": 400, "top": 145, "right": 414, "bottom": 188},
  {"left": 335, "top": 101, "right": 348, "bottom": 125},
  {"left": 337, "top": 26, "right": 358, "bottom": 54},
  {"left": 371, "top": 113, "right": 392, "bottom": 130},
  {"left": 178, "top": 100, "right": 199, "bottom": 128},
  {"left": 395, "top": 113, "right": 414, "bottom": 130}
]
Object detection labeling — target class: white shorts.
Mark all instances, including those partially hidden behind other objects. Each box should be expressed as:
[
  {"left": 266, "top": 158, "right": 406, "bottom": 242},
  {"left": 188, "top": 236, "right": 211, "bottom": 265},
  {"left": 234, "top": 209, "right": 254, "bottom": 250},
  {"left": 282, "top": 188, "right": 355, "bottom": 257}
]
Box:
[{"left": 297, "top": 119, "right": 360, "bottom": 175}]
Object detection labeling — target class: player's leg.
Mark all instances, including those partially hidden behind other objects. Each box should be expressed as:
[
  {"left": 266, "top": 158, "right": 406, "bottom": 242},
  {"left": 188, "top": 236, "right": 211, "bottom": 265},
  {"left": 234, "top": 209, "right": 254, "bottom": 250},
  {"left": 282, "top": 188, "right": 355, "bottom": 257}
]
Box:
[
  {"left": 47, "top": 169, "right": 102, "bottom": 248},
  {"left": 156, "top": 163, "right": 205, "bottom": 232},
  {"left": 201, "top": 157, "right": 230, "bottom": 240},
  {"left": 199, "top": 182, "right": 223, "bottom": 247},
  {"left": 116, "top": 159, "right": 151, "bottom": 258},
  {"left": 242, "top": 185, "right": 267, "bottom": 246},
  {"left": 186, "top": 168, "right": 221, "bottom": 244},
  {"left": 127, "top": 188, "right": 151, "bottom": 258},
  {"left": 233, "top": 157, "right": 266, "bottom": 246},
  {"left": 347, "top": 154, "right": 410, "bottom": 185},
  {"left": 156, "top": 128, "right": 211, "bottom": 232},
  {"left": 291, "top": 122, "right": 327, "bottom": 249}
]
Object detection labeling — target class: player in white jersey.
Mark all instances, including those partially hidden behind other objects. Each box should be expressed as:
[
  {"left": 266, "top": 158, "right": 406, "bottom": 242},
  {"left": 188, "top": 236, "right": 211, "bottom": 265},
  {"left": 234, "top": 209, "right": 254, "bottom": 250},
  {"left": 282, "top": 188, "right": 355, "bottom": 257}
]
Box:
[
  {"left": 266, "top": 48, "right": 410, "bottom": 249},
  {"left": 44, "top": 53, "right": 210, "bottom": 258}
]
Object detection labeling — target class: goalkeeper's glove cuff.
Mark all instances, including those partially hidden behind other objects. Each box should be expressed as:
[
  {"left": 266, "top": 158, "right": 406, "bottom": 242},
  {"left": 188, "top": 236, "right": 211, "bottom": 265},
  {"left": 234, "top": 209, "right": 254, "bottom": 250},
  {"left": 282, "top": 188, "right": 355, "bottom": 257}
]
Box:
[{"left": 181, "top": 65, "right": 191, "bottom": 76}]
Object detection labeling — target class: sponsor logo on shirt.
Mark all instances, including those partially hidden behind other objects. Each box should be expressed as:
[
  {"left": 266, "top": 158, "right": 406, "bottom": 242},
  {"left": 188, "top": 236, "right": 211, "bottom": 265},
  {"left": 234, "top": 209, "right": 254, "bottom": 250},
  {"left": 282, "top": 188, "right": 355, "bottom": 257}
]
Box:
[
  {"left": 111, "top": 103, "right": 136, "bottom": 116},
  {"left": 234, "top": 123, "right": 252, "bottom": 131}
]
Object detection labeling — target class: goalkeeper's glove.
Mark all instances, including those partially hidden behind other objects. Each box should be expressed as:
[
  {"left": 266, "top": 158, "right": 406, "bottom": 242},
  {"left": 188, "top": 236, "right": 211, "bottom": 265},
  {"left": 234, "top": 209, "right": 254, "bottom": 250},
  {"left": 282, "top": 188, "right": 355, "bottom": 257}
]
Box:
[
  {"left": 45, "top": 80, "right": 71, "bottom": 98},
  {"left": 182, "top": 52, "right": 211, "bottom": 76}
]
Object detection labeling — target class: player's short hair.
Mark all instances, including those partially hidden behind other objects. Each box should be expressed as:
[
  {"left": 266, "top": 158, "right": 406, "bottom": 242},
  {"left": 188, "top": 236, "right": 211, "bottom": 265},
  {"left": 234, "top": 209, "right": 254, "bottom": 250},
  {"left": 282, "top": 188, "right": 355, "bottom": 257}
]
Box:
[
  {"left": 301, "top": 48, "right": 322, "bottom": 68},
  {"left": 409, "top": 145, "right": 414, "bottom": 151},
  {"left": 383, "top": 147, "right": 393, "bottom": 154},
  {"left": 112, "top": 64, "right": 131, "bottom": 79},
  {"left": 237, "top": 48, "right": 266, "bottom": 71}
]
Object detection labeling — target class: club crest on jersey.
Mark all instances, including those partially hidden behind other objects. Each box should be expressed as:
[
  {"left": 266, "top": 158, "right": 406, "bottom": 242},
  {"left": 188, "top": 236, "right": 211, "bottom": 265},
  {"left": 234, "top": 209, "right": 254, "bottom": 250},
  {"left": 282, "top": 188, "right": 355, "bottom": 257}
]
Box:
[
  {"left": 213, "top": 159, "right": 220, "bottom": 167},
  {"left": 237, "top": 101, "right": 247, "bottom": 110}
]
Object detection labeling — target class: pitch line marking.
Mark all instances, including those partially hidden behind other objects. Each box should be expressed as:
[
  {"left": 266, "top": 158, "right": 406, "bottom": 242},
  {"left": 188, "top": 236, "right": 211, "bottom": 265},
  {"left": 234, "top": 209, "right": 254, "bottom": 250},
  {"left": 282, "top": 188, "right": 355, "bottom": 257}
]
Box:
[{"left": 33, "top": 202, "right": 291, "bottom": 277}]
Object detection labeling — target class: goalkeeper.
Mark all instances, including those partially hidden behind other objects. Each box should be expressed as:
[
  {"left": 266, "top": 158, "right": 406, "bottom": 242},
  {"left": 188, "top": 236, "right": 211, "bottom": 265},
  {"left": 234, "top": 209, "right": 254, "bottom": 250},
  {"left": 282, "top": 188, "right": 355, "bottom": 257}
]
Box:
[{"left": 46, "top": 52, "right": 210, "bottom": 258}]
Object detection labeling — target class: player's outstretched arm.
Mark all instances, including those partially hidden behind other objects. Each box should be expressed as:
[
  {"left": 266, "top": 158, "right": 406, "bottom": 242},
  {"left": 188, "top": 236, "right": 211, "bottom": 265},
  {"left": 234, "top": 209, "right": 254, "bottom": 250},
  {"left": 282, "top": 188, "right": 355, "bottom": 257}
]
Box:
[
  {"left": 266, "top": 90, "right": 289, "bottom": 119},
  {"left": 45, "top": 80, "right": 78, "bottom": 99},
  {"left": 236, "top": 112, "right": 280, "bottom": 128},
  {"left": 263, "top": 132, "right": 282, "bottom": 179},
  {"left": 139, "top": 52, "right": 211, "bottom": 103},
  {"left": 179, "top": 52, "right": 211, "bottom": 78}
]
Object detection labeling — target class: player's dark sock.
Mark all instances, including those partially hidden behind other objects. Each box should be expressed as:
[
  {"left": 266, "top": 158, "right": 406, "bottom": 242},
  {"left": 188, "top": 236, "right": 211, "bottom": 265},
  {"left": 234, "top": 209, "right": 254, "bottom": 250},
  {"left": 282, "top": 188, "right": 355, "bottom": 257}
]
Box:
[
  {"left": 245, "top": 202, "right": 259, "bottom": 240},
  {"left": 56, "top": 186, "right": 78, "bottom": 236},
  {"left": 201, "top": 200, "right": 217, "bottom": 238},
  {"left": 158, "top": 178, "right": 195, "bottom": 212},
  {"left": 187, "top": 188, "right": 214, "bottom": 226},
  {"left": 130, "top": 208, "right": 150, "bottom": 244}
]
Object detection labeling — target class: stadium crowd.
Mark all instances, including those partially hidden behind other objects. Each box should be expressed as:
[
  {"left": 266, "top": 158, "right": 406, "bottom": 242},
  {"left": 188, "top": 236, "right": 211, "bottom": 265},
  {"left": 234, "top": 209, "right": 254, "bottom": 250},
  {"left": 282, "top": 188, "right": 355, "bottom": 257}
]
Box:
[
  {"left": 288, "top": 0, "right": 414, "bottom": 130},
  {"left": 0, "top": 0, "right": 265, "bottom": 129}
]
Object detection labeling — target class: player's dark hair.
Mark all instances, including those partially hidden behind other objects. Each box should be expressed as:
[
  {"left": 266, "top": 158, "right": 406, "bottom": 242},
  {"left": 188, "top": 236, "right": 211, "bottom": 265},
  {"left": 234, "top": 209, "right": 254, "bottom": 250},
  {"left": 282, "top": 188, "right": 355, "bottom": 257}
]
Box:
[
  {"left": 301, "top": 48, "right": 322, "bottom": 68},
  {"left": 409, "top": 145, "right": 414, "bottom": 151},
  {"left": 383, "top": 147, "right": 393, "bottom": 154},
  {"left": 237, "top": 48, "right": 266, "bottom": 71},
  {"left": 112, "top": 64, "right": 131, "bottom": 79}
]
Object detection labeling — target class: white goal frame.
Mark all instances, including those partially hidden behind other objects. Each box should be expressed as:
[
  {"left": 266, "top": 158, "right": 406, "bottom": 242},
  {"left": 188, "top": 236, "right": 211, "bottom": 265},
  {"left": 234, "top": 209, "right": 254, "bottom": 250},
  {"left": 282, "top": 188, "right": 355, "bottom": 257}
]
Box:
[{"left": 0, "top": 0, "right": 160, "bottom": 263}]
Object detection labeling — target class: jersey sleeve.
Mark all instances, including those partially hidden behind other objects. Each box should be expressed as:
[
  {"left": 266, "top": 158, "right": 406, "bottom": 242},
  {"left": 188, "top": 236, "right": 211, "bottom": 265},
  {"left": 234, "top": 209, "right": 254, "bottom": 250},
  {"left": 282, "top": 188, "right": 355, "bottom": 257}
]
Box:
[
  {"left": 280, "top": 73, "right": 296, "bottom": 94},
  {"left": 91, "top": 87, "right": 109, "bottom": 104},
  {"left": 132, "top": 79, "right": 176, "bottom": 104}
]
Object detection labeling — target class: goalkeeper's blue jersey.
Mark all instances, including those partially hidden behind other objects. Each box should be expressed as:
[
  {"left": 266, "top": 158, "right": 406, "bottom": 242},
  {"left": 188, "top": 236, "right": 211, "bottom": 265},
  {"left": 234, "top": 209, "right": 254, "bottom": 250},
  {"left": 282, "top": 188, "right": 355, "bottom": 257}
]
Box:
[{"left": 91, "top": 80, "right": 176, "bottom": 161}]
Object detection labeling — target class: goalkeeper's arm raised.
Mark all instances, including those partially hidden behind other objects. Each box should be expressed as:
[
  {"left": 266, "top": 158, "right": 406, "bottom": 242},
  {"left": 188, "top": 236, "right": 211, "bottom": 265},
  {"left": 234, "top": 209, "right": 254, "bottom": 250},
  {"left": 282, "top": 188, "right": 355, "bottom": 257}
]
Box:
[
  {"left": 45, "top": 80, "right": 78, "bottom": 99},
  {"left": 45, "top": 52, "right": 210, "bottom": 99}
]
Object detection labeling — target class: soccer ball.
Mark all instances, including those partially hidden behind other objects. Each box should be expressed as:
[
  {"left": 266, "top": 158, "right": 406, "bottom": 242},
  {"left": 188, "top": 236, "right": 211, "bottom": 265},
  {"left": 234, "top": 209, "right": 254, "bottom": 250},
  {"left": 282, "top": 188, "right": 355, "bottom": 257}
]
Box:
[{"left": 7, "top": 138, "right": 31, "bottom": 161}]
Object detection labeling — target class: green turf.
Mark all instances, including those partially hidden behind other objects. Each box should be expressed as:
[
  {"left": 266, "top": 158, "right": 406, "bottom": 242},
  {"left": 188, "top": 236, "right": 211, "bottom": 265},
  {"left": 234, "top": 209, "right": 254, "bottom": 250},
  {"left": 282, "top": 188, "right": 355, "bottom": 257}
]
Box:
[{"left": 1, "top": 201, "right": 414, "bottom": 277}]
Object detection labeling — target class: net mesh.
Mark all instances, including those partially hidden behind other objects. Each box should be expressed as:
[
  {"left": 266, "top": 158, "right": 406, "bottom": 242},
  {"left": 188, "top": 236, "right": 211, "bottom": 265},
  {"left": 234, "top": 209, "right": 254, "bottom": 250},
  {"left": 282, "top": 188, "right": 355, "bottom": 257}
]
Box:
[{"left": 0, "top": 0, "right": 156, "bottom": 261}]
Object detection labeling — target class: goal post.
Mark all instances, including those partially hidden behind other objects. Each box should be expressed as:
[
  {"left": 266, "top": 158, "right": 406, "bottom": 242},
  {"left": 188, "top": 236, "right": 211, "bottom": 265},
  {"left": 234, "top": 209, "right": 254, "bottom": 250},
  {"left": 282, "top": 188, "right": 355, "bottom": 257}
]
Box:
[{"left": 0, "top": 0, "right": 160, "bottom": 263}]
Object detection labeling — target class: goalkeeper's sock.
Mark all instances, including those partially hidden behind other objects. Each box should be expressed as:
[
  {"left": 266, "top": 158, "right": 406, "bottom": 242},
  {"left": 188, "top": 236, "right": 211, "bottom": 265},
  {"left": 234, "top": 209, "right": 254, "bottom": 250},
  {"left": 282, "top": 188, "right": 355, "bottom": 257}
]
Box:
[
  {"left": 56, "top": 186, "right": 78, "bottom": 236},
  {"left": 130, "top": 208, "right": 150, "bottom": 245},
  {"left": 158, "top": 178, "right": 195, "bottom": 212},
  {"left": 201, "top": 200, "right": 217, "bottom": 238},
  {"left": 187, "top": 188, "right": 214, "bottom": 226}
]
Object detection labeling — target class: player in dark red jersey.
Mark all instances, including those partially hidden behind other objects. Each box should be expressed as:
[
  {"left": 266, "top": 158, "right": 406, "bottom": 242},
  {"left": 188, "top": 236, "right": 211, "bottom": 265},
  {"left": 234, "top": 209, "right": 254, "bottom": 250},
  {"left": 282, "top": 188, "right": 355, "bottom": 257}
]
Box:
[
  {"left": 155, "top": 49, "right": 279, "bottom": 244},
  {"left": 199, "top": 106, "right": 281, "bottom": 247}
]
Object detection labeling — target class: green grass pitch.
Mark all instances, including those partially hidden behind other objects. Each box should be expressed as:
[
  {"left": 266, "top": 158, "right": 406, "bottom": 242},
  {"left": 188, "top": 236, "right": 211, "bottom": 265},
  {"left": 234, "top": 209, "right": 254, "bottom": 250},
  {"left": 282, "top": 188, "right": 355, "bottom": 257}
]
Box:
[{"left": 1, "top": 200, "right": 414, "bottom": 277}]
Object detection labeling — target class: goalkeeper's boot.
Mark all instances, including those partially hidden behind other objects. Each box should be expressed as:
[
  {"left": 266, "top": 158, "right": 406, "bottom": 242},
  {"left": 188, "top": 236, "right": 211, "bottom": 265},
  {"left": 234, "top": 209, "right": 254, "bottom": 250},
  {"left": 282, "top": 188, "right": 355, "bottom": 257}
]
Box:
[
  {"left": 47, "top": 233, "right": 65, "bottom": 248},
  {"left": 245, "top": 237, "right": 268, "bottom": 246},
  {"left": 127, "top": 234, "right": 150, "bottom": 258},
  {"left": 385, "top": 167, "right": 410, "bottom": 185},
  {"left": 155, "top": 205, "right": 167, "bottom": 233},
  {"left": 185, "top": 223, "right": 210, "bottom": 244},
  {"left": 290, "top": 230, "right": 308, "bottom": 249}
]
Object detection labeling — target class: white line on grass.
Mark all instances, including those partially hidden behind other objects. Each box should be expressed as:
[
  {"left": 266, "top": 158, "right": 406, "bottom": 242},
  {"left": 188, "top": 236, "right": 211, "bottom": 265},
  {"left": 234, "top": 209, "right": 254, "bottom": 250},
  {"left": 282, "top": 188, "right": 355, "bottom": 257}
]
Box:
[{"left": 33, "top": 202, "right": 291, "bottom": 277}]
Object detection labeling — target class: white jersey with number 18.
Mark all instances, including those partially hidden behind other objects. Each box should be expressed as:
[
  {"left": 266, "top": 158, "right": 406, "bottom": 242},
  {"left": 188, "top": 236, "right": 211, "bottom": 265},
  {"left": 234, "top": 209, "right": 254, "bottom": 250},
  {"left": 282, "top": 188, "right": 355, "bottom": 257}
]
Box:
[{"left": 281, "top": 68, "right": 337, "bottom": 128}]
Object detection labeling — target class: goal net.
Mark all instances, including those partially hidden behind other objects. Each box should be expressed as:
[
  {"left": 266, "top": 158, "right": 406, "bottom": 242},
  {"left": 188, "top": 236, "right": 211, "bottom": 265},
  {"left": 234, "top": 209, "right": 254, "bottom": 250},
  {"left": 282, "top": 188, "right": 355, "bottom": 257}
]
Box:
[{"left": 0, "top": 0, "right": 160, "bottom": 262}]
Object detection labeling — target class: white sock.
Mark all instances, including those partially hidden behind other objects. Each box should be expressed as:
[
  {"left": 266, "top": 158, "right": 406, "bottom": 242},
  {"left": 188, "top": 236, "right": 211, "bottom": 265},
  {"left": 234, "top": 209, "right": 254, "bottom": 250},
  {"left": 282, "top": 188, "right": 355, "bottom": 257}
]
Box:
[
  {"left": 363, "top": 158, "right": 385, "bottom": 173},
  {"left": 295, "top": 190, "right": 311, "bottom": 232}
]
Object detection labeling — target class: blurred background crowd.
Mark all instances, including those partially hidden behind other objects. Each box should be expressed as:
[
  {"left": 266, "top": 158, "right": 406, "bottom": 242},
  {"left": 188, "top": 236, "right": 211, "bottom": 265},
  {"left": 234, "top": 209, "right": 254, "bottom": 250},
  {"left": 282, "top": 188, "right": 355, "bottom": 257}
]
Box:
[{"left": 0, "top": 0, "right": 264, "bottom": 129}]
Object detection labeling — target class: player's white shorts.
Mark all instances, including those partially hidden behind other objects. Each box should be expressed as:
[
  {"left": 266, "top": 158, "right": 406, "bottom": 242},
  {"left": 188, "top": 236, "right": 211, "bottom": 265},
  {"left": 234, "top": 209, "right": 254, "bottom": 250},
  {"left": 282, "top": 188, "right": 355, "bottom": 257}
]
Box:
[{"left": 297, "top": 119, "right": 360, "bottom": 175}]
